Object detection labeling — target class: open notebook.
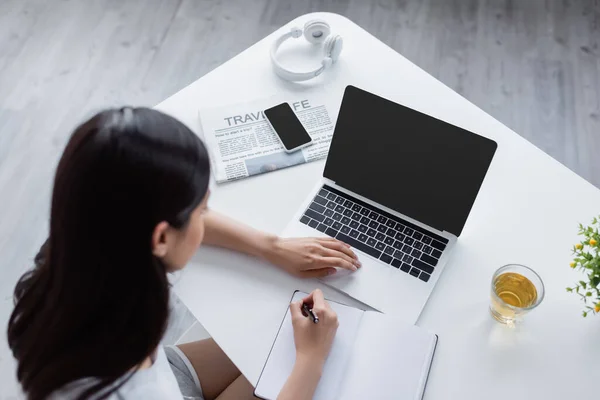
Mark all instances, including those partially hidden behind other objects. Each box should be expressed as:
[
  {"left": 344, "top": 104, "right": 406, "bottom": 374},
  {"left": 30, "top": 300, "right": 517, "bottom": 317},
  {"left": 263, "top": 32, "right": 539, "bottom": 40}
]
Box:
[{"left": 255, "top": 291, "right": 438, "bottom": 400}]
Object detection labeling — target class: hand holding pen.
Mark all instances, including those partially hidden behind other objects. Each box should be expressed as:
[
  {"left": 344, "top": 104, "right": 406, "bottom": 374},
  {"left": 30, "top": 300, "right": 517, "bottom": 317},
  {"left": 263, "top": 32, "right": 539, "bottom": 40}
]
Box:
[
  {"left": 290, "top": 289, "right": 339, "bottom": 365},
  {"left": 302, "top": 302, "right": 319, "bottom": 324}
]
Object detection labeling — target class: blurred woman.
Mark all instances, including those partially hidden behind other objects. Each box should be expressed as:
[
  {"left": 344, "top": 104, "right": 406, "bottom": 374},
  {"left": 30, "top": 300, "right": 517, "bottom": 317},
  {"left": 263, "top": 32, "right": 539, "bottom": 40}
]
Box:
[{"left": 7, "top": 108, "right": 359, "bottom": 399}]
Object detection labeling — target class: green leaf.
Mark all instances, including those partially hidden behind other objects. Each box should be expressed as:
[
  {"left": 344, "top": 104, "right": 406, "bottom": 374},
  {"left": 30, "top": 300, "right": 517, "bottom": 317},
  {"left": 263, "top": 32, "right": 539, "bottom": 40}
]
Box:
[
  {"left": 580, "top": 281, "right": 587, "bottom": 289},
  {"left": 583, "top": 311, "right": 588, "bottom": 317},
  {"left": 586, "top": 292, "right": 592, "bottom": 296},
  {"left": 566, "top": 287, "right": 573, "bottom": 292}
]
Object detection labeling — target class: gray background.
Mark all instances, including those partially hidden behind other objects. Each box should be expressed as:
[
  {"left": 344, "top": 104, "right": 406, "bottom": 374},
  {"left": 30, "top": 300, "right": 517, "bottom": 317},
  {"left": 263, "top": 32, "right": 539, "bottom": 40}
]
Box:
[{"left": 1, "top": 0, "right": 599, "bottom": 397}]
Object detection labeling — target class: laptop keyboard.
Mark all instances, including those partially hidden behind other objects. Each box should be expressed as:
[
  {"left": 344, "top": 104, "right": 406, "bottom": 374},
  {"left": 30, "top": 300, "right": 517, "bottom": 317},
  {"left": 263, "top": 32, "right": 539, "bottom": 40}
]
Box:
[{"left": 300, "top": 185, "right": 449, "bottom": 283}]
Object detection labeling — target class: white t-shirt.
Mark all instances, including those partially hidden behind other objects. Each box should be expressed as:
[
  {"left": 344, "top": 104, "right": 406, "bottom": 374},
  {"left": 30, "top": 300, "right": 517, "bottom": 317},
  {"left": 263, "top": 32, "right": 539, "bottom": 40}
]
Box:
[{"left": 50, "top": 347, "right": 183, "bottom": 399}]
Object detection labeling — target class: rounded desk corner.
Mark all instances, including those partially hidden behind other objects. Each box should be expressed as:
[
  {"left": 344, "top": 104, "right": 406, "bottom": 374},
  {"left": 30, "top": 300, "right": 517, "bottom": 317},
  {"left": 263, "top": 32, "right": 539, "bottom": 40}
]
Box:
[{"left": 290, "top": 12, "right": 357, "bottom": 28}]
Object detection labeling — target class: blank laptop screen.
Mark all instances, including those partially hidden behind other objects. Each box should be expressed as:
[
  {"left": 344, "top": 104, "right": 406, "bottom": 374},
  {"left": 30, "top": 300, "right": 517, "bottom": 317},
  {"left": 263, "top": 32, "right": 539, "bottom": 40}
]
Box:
[{"left": 323, "top": 86, "right": 497, "bottom": 237}]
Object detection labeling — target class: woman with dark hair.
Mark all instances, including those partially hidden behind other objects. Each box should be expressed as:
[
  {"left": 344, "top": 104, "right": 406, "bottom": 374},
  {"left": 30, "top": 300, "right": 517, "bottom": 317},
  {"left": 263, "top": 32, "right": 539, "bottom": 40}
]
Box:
[{"left": 7, "top": 108, "right": 360, "bottom": 400}]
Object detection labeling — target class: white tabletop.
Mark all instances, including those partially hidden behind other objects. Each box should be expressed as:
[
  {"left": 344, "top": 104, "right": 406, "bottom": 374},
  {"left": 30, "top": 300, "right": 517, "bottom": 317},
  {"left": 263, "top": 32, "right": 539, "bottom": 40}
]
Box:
[{"left": 156, "top": 12, "right": 600, "bottom": 400}]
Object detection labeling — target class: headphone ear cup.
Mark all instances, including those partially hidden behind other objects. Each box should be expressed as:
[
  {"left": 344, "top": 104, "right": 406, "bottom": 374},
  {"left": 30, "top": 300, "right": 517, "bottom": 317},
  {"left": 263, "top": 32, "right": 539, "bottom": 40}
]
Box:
[
  {"left": 303, "top": 19, "right": 331, "bottom": 44},
  {"left": 323, "top": 35, "right": 343, "bottom": 63}
]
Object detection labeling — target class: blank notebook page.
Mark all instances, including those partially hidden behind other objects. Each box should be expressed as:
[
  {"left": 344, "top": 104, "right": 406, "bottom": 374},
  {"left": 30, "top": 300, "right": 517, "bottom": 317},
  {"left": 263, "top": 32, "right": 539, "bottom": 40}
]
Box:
[
  {"left": 338, "top": 311, "right": 437, "bottom": 400},
  {"left": 255, "top": 292, "right": 364, "bottom": 400}
]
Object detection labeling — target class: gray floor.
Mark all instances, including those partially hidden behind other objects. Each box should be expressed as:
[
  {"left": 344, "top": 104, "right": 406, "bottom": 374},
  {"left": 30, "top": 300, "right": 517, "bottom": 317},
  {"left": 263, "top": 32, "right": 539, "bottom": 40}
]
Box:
[{"left": 1, "top": 0, "right": 599, "bottom": 396}]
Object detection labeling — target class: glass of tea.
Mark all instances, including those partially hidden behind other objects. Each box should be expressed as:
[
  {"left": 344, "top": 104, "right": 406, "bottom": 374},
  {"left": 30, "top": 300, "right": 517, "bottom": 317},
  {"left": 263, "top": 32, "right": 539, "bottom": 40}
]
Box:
[{"left": 490, "top": 264, "right": 545, "bottom": 325}]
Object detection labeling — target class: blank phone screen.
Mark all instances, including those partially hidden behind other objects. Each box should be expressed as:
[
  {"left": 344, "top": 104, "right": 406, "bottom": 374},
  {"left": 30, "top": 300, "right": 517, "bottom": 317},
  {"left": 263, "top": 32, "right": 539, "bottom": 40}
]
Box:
[{"left": 264, "top": 103, "right": 312, "bottom": 150}]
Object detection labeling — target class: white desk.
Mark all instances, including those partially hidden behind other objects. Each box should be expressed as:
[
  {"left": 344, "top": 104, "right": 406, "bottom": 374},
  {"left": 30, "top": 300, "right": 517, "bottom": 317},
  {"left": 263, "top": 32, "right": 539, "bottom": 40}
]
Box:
[{"left": 156, "top": 13, "right": 600, "bottom": 400}]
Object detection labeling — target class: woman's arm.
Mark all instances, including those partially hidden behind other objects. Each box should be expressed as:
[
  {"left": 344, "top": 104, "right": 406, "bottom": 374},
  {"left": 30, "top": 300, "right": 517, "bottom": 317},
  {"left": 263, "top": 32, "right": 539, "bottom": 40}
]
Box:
[
  {"left": 277, "top": 356, "right": 323, "bottom": 400},
  {"left": 202, "top": 210, "right": 361, "bottom": 278},
  {"left": 278, "top": 290, "right": 338, "bottom": 400},
  {"left": 202, "top": 209, "right": 277, "bottom": 259}
]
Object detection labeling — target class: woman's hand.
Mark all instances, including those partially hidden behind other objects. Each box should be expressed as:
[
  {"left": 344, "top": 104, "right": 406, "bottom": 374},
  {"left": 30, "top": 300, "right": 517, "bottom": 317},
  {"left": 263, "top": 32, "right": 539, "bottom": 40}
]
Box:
[
  {"left": 290, "top": 289, "right": 339, "bottom": 368},
  {"left": 278, "top": 289, "right": 339, "bottom": 400},
  {"left": 264, "top": 237, "right": 361, "bottom": 278},
  {"left": 200, "top": 211, "right": 360, "bottom": 278}
]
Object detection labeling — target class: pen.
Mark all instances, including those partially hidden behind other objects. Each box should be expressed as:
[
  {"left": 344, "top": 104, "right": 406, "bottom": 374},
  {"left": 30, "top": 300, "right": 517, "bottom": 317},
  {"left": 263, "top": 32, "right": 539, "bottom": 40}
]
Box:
[{"left": 302, "top": 303, "right": 319, "bottom": 324}]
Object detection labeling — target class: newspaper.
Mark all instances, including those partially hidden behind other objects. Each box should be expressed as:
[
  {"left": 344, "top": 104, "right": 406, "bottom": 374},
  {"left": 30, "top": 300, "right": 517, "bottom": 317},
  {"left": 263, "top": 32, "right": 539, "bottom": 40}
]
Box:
[{"left": 198, "top": 90, "right": 335, "bottom": 183}]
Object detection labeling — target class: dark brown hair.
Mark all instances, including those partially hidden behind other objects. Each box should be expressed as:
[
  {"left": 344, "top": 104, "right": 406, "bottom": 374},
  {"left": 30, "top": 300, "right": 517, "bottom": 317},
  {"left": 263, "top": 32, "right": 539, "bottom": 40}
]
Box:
[{"left": 7, "top": 108, "right": 210, "bottom": 399}]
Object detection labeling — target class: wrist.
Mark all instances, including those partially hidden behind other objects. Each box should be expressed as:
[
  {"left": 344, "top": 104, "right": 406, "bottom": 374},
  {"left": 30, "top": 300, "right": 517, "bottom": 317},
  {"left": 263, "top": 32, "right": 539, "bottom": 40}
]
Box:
[
  {"left": 257, "top": 232, "right": 280, "bottom": 261},
  {"left": 295, "top": 352, "right": 325, "bottom": 376}
]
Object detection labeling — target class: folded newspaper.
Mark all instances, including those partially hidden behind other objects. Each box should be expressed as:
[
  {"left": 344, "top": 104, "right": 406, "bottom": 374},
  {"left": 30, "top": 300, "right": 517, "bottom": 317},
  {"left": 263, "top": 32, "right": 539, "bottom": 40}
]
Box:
[{"left": 198, "top": 90, "right": 336, "bottom": 183}]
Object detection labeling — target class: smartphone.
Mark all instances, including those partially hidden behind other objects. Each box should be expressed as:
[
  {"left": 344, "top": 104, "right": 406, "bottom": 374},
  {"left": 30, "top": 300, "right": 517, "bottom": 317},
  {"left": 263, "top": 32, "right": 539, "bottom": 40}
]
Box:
[{"left": 264, "top": 103, "right": 313, "bottom": 153}]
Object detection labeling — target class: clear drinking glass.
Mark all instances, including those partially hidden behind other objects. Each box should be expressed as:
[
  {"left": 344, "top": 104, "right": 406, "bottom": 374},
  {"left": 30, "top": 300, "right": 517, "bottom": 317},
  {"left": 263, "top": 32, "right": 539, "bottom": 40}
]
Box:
[{"left": 490, "top": 264, "right": 545, "bottom": 325}]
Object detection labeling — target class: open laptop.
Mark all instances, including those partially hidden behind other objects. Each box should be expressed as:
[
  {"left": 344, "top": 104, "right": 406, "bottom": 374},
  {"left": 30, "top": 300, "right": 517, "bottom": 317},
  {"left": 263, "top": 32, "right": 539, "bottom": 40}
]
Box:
[{"left": 282, "top": 85, "right": 497, "bottom": 323}]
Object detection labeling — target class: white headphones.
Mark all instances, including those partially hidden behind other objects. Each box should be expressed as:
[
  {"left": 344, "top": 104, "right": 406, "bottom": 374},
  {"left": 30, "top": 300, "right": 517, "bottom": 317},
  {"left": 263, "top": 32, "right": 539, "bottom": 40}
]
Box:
[{"left": 270, "top": 19, "right": 343, "bottom": 82}]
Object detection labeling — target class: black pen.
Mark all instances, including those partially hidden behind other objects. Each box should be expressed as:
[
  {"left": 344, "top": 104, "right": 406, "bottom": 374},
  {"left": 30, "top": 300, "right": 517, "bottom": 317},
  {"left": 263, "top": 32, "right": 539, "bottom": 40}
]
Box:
[{"left": 302, "top": 303, "right": 319, "bottom": 324}]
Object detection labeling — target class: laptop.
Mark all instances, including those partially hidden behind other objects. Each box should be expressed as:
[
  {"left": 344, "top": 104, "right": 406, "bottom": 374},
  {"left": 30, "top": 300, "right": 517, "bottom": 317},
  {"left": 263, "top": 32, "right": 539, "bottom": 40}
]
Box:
[{"left": 282, "top": 85, "right": 497, "bottom": 323}]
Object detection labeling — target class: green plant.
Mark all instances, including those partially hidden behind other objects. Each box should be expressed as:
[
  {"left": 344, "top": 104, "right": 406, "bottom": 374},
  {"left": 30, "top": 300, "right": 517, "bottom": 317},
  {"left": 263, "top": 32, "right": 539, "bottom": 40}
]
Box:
[{"left": 567, "top": 216, "right": 600, "bottom": 317}]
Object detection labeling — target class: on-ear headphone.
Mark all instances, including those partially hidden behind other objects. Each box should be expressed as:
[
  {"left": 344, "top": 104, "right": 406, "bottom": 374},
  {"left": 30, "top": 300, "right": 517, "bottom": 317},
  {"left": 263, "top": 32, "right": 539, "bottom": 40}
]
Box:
[{"left": 270, "top": 19, "right": 343, "bottom": 82}]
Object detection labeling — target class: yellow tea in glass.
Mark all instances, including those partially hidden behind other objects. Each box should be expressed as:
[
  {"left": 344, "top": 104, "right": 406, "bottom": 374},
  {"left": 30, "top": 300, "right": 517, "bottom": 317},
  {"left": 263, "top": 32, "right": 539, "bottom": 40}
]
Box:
[{"left": 490, "top": 264, "right": 544, "bottom": 325}]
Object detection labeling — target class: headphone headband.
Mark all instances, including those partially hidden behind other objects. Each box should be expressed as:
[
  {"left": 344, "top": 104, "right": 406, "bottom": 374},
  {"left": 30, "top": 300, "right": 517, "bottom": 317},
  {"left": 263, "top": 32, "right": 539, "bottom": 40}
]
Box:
[
  {"left": 270, "top": 21, "right": 342, "bottom": 82},
  {"left": 269, "top": 30, "right": 325, "bottom": 82}
]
